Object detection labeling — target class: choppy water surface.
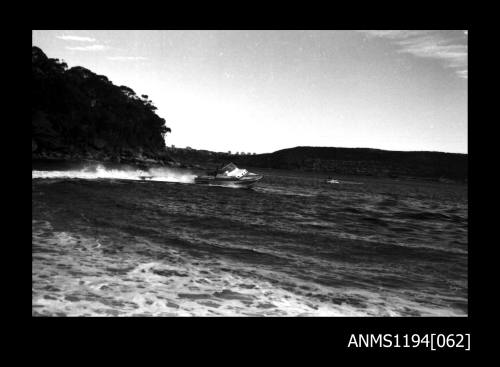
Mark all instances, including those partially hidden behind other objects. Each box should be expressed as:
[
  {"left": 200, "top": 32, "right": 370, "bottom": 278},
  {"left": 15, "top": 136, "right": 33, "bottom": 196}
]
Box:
[{"left": 32, "top": 163, "right": 467, "bottom": 316}]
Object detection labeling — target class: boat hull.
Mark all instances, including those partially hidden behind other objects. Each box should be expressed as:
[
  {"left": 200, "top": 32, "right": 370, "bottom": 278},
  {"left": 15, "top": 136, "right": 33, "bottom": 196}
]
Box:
[{"left": 194, "top": 175, "right": 262, "bottom": 188}]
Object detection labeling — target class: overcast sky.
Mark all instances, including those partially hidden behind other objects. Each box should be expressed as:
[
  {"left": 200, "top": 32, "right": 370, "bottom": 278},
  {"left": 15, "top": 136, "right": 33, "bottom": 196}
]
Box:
[{"left": 32, "top": 30, "right": 468, "bottom": 154}]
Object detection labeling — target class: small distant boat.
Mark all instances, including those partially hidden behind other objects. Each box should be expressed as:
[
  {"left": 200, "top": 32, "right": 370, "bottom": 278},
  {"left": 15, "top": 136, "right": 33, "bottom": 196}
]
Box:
[
  {"left": 194, "top": 162, "right": 263, "bottom": 188},
  {"left": 326, "top": 177, "right": 340, "bottom": 184},
  {"left": 139, "top": 175, "right": 154, "bottom": 180}
]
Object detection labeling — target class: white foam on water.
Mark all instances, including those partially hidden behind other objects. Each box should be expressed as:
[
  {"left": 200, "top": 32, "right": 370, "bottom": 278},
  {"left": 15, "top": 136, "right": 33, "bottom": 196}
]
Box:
[
  {"left": 32, "top": 164, "right": 196, "bottom": 184},
  {"left": 32, "top": 219, "right": 466, "bottom": 317},
  {"left": 31, "top": 220, "right": 364, "bottom": 316}
]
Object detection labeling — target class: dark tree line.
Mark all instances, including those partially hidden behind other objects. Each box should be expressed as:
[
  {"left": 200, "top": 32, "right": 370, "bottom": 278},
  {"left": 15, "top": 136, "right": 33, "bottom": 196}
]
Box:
[{"left": 32, "top": 46, "right": 171, "bottom": 158}]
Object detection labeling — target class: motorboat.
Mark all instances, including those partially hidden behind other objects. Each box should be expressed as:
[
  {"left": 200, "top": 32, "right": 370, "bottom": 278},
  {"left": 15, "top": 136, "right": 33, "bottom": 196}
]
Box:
[
  {"left": 326, "top": 177, "right": 340, "bottom": 184},
  {"left": 194, "top": 162, "right": 263, "bottom": 188}
]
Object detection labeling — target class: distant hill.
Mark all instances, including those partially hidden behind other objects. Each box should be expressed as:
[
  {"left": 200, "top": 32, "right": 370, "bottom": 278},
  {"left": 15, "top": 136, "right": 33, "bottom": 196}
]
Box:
[
  {"left": 32, "top": 46, "right": 172, "bottom": 164},
  {"left": 166, "top": 146, "right": 467, "bottom": 182},
  {"left": 231, "top": 146, "right": 468, "bottom": 182}
]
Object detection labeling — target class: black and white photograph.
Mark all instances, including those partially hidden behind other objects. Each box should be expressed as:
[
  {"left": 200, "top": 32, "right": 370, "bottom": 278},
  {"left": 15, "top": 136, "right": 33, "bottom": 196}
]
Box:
[{"left": 32, "top": 30, "right": 468, "bottom": 318}]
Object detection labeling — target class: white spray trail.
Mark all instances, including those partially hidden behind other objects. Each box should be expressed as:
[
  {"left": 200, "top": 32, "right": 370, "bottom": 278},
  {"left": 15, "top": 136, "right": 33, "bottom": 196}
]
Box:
[{"left": 32, "top": 164, "right": 197, "bottom": 184}]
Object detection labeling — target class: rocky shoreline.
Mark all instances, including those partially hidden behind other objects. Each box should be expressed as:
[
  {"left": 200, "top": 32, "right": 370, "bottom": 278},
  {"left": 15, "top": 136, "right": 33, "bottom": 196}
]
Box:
[{"left": 31, "top": 140, "right": 210, "bottom": 170}]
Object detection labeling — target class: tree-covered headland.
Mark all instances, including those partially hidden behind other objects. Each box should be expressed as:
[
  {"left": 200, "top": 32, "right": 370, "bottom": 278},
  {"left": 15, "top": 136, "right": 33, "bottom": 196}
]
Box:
[{"left": 32, "top": 46, "right": 172, "bottom": 164}]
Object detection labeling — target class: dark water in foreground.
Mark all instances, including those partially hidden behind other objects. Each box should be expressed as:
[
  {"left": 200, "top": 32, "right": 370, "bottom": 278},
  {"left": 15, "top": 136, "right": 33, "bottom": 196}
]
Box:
[{"left": 32, "top": 164, "right": 467, "bottom": 316}]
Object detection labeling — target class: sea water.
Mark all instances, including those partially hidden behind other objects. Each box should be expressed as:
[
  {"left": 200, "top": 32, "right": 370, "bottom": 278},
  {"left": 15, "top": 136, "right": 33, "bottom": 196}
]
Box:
[{"left": 32, "top": 163, "right": 467, "bottom": 316}]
